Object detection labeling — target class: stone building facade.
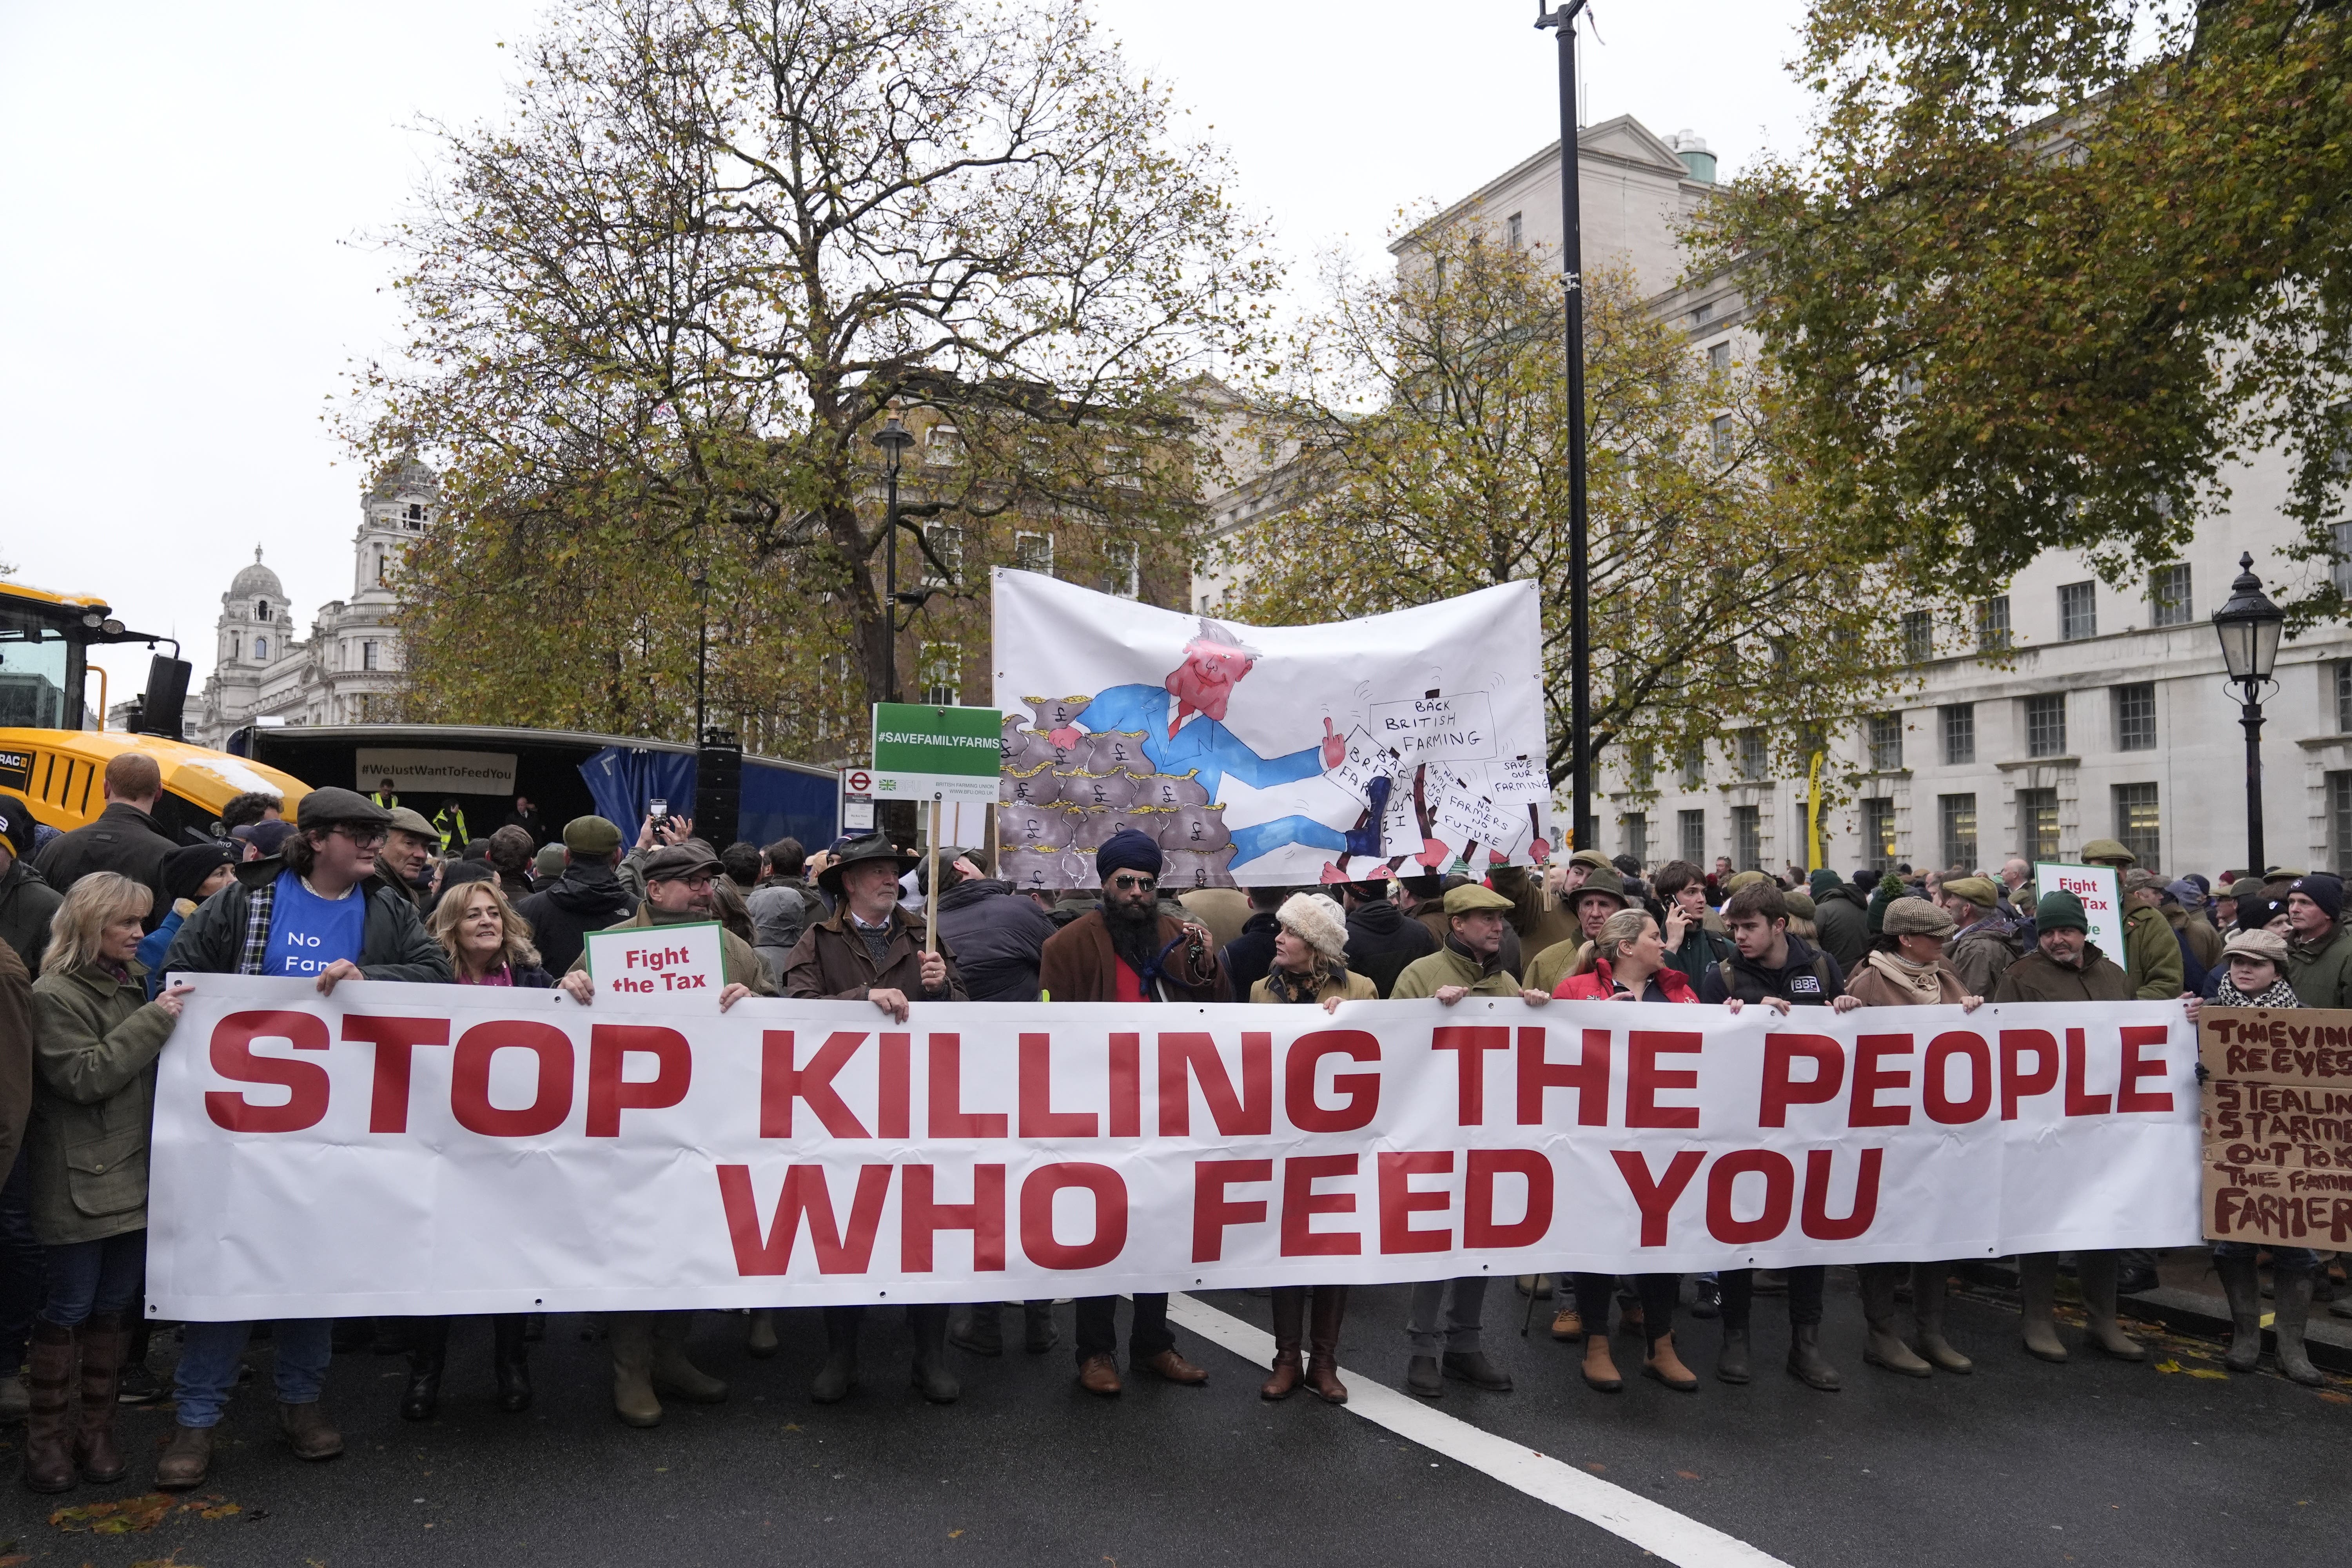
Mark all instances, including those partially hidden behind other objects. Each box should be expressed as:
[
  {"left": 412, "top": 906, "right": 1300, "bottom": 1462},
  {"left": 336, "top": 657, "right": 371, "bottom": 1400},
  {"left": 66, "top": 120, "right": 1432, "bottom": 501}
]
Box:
[{"left": 189, "top": 455, "right": 438, "bottom": 749}]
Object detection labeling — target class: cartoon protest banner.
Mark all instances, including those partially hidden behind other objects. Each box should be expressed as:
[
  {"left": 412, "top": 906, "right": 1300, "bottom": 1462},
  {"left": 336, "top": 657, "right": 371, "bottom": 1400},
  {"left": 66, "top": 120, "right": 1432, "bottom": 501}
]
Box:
[
  {"left": 2199, "top": 1005, "right": 2352, "bottom": 1245},
  {"left": 991, "top": 570, "right": 1551, "bottom": 888},
  {"left": 147, "top": 979, "right": 2199, "bottom": 1318}
]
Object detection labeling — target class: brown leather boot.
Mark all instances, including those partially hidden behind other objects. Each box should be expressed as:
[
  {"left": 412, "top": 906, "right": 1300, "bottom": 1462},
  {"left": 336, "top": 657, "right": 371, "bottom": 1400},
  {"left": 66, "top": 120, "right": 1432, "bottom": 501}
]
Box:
[
  {"left": 277, "top": 1400, "right": 345, "bottom": 1460},
  {"left": 154, "top": 1423, "right": 213, "bottom": 1490},
  {"left": 1642, "top": 1331, "right": 1699, "bottom": 1392},
  {"left": 22, "top": 1319, "right": 76, "bottom": 1494},
  {"left": 1303, "top": 1286, "right": 1348, "bottom": 1404},
  {"left": 1262, "top": 1287, "right": 1304, "bottom": 1399},
  {"left": 1581, "top": 1332, "right": 1623, "bottom": 1392},
  {"left": 73, "top": 1311, "right": 129, "bottom": 1483}
]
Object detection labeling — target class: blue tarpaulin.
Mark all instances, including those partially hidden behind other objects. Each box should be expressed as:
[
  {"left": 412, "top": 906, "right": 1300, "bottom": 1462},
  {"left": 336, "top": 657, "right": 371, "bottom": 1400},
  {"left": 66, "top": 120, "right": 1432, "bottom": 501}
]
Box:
[
  {"left": 577, "top": 747, "right": 697, "bottom": 841},
  {"left": 577, "top": 746, "right": 836, "bottom": 851}
]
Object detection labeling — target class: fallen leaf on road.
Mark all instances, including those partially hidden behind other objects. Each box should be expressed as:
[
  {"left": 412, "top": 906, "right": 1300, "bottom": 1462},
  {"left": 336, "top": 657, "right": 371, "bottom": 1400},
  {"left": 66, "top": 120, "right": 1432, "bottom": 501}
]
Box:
[
  {"left": 51, "top": 1496, "right": 174, "bottom": 1534},
  {"left": 2152, "top": 1359, "right": 2181, "bottom": 1374},
  {"left": 1676, "top": 1471, "right": 1700, "bottom": 1481},
  {"left": 2317, "top": 1391, "right": 2351, "bottom": 1405},
  {"left": 129, "top": 1555, "right": 200, "bottom": 1568},
  {"left": 1584, "top": 1463, "right": 1606, "bottom": 1474},
  {"left": 949, "top": 1529, "right": 965, "bottom": 1538},
  {"left": 2184, "top": 1369, "right": 2229, "bottom": 1381}
]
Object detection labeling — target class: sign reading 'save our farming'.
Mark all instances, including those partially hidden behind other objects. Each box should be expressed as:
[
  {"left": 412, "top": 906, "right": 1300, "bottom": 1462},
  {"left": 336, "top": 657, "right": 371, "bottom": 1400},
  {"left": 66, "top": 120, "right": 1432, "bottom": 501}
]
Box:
[{"left": 870, "top": 704, "right": 1003, "bottom": 803}]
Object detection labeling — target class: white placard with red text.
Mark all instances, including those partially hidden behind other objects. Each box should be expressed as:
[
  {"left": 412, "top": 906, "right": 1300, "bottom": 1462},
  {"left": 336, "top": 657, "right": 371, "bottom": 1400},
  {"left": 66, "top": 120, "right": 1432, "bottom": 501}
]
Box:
[
  {"left": 583, "top": 923, "right": 726, "bottom": 1013},
  {"left": 145, "top": 979, "right": 2200, "bottom": 1319}
]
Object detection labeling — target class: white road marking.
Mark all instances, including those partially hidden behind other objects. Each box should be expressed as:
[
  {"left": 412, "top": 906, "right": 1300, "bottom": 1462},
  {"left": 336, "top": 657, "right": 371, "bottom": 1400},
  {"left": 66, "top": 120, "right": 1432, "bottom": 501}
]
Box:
[{"left": 1167, "top": 1292, "right": 1793, "bottom": 1568}]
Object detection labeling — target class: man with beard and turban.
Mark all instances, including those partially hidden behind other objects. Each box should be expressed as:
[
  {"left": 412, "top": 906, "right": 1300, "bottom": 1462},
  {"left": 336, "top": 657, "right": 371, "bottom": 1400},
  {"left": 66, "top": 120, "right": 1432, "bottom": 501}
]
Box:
[{"left": 1037, "top": 829, "right": 1222, "bottom": 1395}]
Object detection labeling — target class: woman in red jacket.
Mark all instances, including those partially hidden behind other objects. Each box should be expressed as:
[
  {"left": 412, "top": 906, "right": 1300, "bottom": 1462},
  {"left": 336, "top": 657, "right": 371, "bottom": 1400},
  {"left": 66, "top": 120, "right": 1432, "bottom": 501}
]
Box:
[{"left": 1524, "top": 907, "right": 1702, "bottom": 1392}]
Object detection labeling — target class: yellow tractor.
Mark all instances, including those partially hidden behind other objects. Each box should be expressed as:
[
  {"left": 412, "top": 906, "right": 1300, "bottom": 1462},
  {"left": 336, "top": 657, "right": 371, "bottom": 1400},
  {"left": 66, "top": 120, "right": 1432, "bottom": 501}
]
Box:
[{"left": 0, "top": 577, "right": 309, "bottom": 842}]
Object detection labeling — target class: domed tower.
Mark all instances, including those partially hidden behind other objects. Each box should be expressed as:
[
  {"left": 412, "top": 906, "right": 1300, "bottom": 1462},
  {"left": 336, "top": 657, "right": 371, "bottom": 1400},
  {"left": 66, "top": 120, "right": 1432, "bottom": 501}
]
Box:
[
  {"left": 356, "top": 450, "right": 439, "bottom": 596},
  {"left": 219, "top": 546, "right": 289, "bottom": 668}
]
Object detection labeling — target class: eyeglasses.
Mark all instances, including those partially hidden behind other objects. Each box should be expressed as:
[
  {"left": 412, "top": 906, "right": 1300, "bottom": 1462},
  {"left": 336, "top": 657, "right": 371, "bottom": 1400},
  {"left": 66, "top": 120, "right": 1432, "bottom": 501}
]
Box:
[
  {"left": 331, "top": 826, "right": 389, "bottom": 849},
  {"left": 1110, "top": 873, "right": 1156, "bottom": 891},
  {"left": 661, "top": 871, "right": 717, "bottom": 889}
]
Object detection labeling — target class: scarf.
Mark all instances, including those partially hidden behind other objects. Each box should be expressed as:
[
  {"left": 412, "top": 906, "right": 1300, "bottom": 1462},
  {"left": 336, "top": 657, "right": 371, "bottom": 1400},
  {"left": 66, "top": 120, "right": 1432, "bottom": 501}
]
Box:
[
  {"left": 1864, "top": 949, "right": 1946, "bottom": 1003},
  {"left": 2214, "top": 974, "right": 2301, "bottom": 1010},
  {"left": 460, "top": 963, "right": 514, "bottom": 987},
  {"left": 1264, "top": 959, "right": 1344, "bottom": 1004}
]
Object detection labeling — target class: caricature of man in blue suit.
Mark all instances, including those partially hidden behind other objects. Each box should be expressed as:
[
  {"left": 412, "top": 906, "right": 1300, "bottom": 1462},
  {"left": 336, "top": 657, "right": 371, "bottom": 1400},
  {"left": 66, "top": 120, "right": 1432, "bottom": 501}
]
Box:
[{"left": 1047, "top": 619, "right": 1383, "bottom": 869}]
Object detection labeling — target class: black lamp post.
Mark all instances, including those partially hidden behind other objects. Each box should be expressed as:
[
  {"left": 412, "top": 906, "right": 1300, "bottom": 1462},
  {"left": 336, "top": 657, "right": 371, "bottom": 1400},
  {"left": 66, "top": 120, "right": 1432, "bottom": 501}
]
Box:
[
  {"left": 872, "top": 403, "right": 916, "bottom": 702},
  {"left": 2212, "top": 551, "right": 2286, "bottom": 876},
  {"left": 1535, "top": 0, "right": 1593, "bottom": 855}
]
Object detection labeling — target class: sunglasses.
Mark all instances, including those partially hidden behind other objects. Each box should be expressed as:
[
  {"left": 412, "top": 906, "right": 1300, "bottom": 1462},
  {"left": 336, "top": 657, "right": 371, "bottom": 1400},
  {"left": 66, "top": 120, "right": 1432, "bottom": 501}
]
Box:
[{"left": 1110, "top": 873, "right": 1157, "bottom": 891}]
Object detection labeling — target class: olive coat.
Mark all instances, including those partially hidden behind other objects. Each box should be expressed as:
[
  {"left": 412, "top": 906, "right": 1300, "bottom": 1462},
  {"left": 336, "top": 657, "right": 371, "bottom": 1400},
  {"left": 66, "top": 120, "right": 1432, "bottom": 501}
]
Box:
[{"left": 26, "top": 961, "right": 178, "bottom": 1245}]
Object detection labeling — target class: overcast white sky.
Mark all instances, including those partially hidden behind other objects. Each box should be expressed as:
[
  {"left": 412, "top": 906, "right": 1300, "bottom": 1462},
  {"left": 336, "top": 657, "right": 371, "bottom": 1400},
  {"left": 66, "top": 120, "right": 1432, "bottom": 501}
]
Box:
[{"left": 0, "top": 0, "right": 1814, "bottom": 704}]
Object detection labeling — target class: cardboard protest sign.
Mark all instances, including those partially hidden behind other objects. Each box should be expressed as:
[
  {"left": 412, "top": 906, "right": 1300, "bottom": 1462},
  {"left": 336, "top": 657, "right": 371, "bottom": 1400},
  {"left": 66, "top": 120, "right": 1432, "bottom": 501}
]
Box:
[
  {"left": 2200, "top": 1005, "right": 2352, "bottom": 1245},
  {"left": 584, "top": 922, "right": 727, "bottom": 1013},
  {"left": 993, "top": 571, "right": 1550, "bottom": 886}
]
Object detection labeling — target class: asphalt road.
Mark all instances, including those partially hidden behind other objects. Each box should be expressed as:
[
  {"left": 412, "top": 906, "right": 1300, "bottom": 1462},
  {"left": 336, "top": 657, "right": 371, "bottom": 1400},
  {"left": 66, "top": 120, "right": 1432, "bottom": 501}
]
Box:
[{"left": 3, "top": 1272, "right": 2345, "bottom": 1567}]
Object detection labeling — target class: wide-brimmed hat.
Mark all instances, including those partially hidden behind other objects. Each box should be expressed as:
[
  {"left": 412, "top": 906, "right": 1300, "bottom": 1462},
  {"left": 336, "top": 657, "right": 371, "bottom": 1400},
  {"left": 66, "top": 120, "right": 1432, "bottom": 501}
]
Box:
[{"left": 818, "top": 832, "right": 920, "bottom": 896}]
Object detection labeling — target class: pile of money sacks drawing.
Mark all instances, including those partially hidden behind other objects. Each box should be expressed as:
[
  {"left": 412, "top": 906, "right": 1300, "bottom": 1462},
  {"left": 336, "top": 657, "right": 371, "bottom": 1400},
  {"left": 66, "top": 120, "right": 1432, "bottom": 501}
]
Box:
[{"left": 996, "top": 697, "right": 1236, "bottom": 891}]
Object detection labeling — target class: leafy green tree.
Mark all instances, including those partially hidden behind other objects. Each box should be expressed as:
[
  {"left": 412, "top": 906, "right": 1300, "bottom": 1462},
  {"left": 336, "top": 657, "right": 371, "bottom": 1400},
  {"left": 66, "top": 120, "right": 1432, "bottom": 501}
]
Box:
[
  {"left": 1211, "top": 226, "right": 1945, "bottom": 815},
  {"left": 1695, "top": 0, "right": 2352, "bottom": 618},
  {"left": 356, "top": 0, "right": 1272, "bottom": 746}
]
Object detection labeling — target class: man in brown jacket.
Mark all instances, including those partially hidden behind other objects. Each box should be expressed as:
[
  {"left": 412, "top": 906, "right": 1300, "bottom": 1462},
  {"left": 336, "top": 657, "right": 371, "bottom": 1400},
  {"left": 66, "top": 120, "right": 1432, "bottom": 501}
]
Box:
[
  {"left": 1989, "top": 888, "right": 2147, "bottom": 1365},
  {"left": 1037, "top": 829, "right": 1217, "bottom": 1396},
  {"left": 782, "top": 833, "right": 967, "bottom": 1405}
]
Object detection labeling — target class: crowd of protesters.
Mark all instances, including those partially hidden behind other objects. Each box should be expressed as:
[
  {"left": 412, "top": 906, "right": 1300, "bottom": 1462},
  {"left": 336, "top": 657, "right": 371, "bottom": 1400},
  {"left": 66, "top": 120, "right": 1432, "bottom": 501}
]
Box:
[{"left": 0, "top": 763, "right": 2336, "bottom": 1493}]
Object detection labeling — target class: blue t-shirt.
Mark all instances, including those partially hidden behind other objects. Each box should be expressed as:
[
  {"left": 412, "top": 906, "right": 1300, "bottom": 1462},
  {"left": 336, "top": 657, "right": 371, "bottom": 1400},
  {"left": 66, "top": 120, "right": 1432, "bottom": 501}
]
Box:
[{"left": 263, "top": 869, "right": 367, "bottom": 977}]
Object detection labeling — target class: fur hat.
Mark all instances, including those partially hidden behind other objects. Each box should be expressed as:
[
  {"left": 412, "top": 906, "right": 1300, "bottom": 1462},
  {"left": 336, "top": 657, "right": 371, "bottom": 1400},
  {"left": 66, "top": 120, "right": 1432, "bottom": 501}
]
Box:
[
  {"left": 1275, "top": 893, "right": 1350, "bottom": 965},
  {"left": 1882, "top": 896, "right": 1956, "bottom": 938}
]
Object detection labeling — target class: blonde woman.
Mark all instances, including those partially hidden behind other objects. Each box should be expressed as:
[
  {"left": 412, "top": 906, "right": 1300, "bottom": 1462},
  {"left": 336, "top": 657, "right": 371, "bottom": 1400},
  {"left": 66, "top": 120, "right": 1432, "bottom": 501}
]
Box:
[
  {"left": 24, "top": 873, "right": 193, "bottom": 1493},
  {"left": 1251, "top": 894, "right": 1373, "bottom": 1403},
  {"left": 393, "top": 880, "right": 550, "bottom": 1425}
]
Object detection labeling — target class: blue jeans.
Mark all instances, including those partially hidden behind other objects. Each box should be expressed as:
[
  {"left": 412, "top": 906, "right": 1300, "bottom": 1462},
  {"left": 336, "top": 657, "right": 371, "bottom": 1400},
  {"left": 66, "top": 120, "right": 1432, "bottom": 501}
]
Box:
[
  {"left": 40, "top": 1230, "right": 144, "bottom": 1328},
  {"left": 2214, "top": 1241, "right": 2321, "bottom": 1274},
  {"left": 173, "top": 1319, "right": 334, "bottom": 1428},
  {"left": 0, "top": 1147, "right": 41, "bottom": 1370}
]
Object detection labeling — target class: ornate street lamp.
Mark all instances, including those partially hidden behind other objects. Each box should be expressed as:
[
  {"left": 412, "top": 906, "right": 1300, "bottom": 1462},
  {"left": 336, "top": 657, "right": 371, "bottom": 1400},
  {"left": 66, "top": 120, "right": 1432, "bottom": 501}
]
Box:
[
  {"left": 2211, "top": 551, "right": 2286, "bottom": 875},
  {"left": 872, "top": 403, "right": 917, "bottom": 702}
]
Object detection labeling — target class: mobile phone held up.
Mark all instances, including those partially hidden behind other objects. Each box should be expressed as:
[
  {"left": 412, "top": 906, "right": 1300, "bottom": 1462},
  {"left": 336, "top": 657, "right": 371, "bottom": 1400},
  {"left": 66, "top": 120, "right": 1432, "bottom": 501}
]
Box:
[{"left": 649, "top": 797, "right": 671, "bottom": 834}]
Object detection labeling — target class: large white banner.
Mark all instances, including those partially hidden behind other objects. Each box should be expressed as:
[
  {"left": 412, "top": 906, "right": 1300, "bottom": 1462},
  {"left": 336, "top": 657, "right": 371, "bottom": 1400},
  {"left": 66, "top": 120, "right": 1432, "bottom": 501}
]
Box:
[
  {"left": 145, "top": 978, "right": 2200, "bottom": 1320},
  {"left": 991, "top": 570, "right": 1551, "bottom": 890}
]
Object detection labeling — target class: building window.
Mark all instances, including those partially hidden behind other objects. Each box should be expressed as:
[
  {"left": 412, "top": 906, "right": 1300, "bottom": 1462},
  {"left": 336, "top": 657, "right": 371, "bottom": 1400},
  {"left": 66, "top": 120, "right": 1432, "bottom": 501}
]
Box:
[
  {"left": 254, "top": 600, "right": 270, "bottom": 622},
  {"left": 407, "top": 503, "right": 425, "bottom": 521},
  {"left": 924, "top": 425, "right": 962, "bottom": 466},
  {"left": 252, "top": 637, "right": 267, "bottom": 660},
  {"left": 1902, "top": 611, "right": 1933, "bottom": 665},
  {"left": 374, "top": 545, "right": 387, "bottom": 586},
  {"left": 1710, "top": 416, "right": 1735, "bottom": 463},
  {"left": 1622, "top": 812, "right": 1647, "bottom": 866},
  {"left": 361, "top": 641, "right": 378, "bottom": 671},
  {"left": 1862, "top": 798, "right": 1896, "bottom": 868},
  {"left": 2339, "top": 662, "right": 2352, "bottom": 734},
  {"left": 1707, "top": 341, "right": 1730, "bottom": 374},
  {"left": 1506, "top": 212, "right": 1523, "bottom": 250},
  {"left": 1977, "top": 595, "right": 2011, "bottom": 653},
  {"left": 2025, "top": 692, "right": 2067, "bottom": 757},
  {"left": 1866, "top": 713, "right": 1903, "bottom": 772},
  {"left": 1731, "top": 804, "right": 1761, "bottom": 871},
  {"left": 1678, "top": 747, "right": 1704, "bottom": 790},
  {"left": 230, "top": 636, "right": 241, "bottom": 661},
  {"left": 919, "top": 642, "right": 961, "bottom": 708},
  {"left": 1104, "top": 446, "right": 1142, "bottom": 490},
  {"left": 1939, "top": 793, "right": 1978, "bottom": 871},
  {"left": 1693, "top": 301, "right": 1714, "bottom": 325},
  {"left": 2149, "top": 564, "right": 2192, "bottom": 627},
  {"left": 1942, "top": 704, "right": 1975, "bottom": 766},
  {"left": 1015, "top": 532, "right": 1054, "bottom": 577},
  {"left": 1678, "top": 809, "right": 1705, "bottom": 864},
  {"left": 2113, "top": 683, "right": 2156, "bottom": 751},
  {"left": 2333, "top": 773, "right": 2352, "bottom": 876},
  {"left": 1104, "top": 538, "right": 1140, "bottom": 599},
  {"left": 2336, "top": 522, "right": 2352, "bottom": 598},
  {"left": 2019, "top": 788, "right": 2059, "bottom": 862},
  {"left": 1737, "top": 730, "right": 1767, "bottom": 780},
  {"left": 924, "top": 524, "right": 962, "bottom": 584},
  {"left": 2113, "top": 783, "right": 2161, "bottom": 872},
  {"left": 2058, "top": 581, "right": 2097, "bottom": 641}
]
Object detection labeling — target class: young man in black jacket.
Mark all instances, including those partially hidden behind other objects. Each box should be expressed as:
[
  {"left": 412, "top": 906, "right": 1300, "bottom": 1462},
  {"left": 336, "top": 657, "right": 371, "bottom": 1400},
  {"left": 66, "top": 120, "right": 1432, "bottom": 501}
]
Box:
[
  {"left": 33, "top": 753, "right": 178, "bottom": 930},
  {"left": 1696, "top": 880, "right": 1861, "bottom": 1393},
  {"left": 513, "top": 816, "right": 637, "bottom": 976},
  {"left": 1339, "top": 877, "right": 1436, "bottom": 996}
]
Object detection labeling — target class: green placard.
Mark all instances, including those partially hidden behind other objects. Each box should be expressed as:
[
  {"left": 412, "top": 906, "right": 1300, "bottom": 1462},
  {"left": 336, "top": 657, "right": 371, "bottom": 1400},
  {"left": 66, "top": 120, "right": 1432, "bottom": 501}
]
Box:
[{"left": 871, "top": 702, "right": 1003, "bottom": 801}]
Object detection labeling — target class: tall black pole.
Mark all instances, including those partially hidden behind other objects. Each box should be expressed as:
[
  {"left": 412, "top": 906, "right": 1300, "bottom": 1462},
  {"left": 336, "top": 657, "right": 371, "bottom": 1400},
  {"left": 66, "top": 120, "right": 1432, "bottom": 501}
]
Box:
[
  {"left": 883, "top": 459, "right": 901, "bottom": 703},
  {"left": 1537, "top": 2, "right": 1592, "bottom": 854},
  {"left": 2240, "top": 682, "right": 2267, "bottom": 876},
  {"left": 692, "top": 562, "right": 708, "bottom": 745}
]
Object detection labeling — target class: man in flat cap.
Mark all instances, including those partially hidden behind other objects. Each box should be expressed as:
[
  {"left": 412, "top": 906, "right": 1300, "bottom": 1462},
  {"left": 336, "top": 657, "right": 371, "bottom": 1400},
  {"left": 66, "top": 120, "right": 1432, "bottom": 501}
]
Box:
[
  {"left": 557, "top": 832, "right": 774, "bottom": 1430},
  {"left": 376, "top": 806, "right": 442, "bottom": 911},
  {"left": 1936, "top": 875, "right": 2019, "bottom": 999},
  {"left": 1038, "top": 828, "right": 1219, "bottom": 1397},
  {"left": 2117, "top": 868, "right": 2184, "bottom": 1000},
  {"left": 515, "top": 815, "right": 638, "bottom": 976},
  {"left": 1388, "top": 882, "right": 1522, "bottom": 1399}
]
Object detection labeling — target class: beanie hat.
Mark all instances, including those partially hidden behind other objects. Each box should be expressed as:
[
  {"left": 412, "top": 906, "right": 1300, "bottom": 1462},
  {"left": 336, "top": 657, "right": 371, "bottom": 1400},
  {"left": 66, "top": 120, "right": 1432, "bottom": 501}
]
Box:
[
  {"left": 2239, "top": 897, "right": 2289, "bottom": 933},
  {"left": 1808, "top": 867, "right": 1842, "bottom": 899},
  {"left": 2035, "top": 889, "right": 2090, "bottom": 933},
  {"left": 162, "top": 841, "right": 239, "bottom": 902},
  {"left": 1275, "top": 892, "right": 1350, "bottom": 965},
  {"left": 0, "top": 791, "right": 34, "bottom": 858},
  {"left": 2291, "top": 873, "right": 2345, "bottom": 921},
  {"left": 1883, "top": 896, "right": 1957, "bottom": 938},
  {"left": 2165, "top": 877, "right": 2203, "bottom": 907},
  {"left": 1096, "top": 828, "right": 1164, "bottom": 883}
]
